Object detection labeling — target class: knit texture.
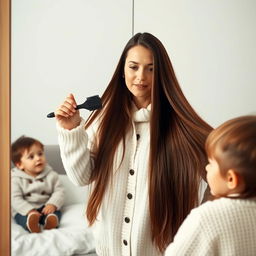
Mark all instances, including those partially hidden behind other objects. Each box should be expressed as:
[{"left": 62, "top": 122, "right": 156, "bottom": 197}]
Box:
[
  {"left": 57, "top": 105, "right": 206, "bottom": 256},
  {"left": 165, "top": 197, "right": 256, "bottom": 256},
  {"left": 11, "top": 165, "right": 64, "bottom": 216}
]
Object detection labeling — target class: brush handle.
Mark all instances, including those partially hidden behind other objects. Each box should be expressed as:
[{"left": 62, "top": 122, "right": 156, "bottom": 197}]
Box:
[
  {"left": 47, "top": 104, "right": 84, "bottom": 118},
  {"left": 47, "top": 112, "right": 56, "bottom": 118}
]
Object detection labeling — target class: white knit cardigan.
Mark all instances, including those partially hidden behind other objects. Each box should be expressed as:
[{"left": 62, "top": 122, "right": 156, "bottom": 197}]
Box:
[
  {"left": 165, "top": 197, "right": 256, "bottom": 255},
  {"left": 57, "top": 105, "right": 206, "bottom": 256}
]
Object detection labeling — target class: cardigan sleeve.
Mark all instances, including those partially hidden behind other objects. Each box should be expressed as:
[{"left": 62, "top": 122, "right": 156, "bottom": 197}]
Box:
[
  {"left": 164, "top": 206, "right": 214, "bottom": 256},
  {"left": 57, "top": 118, "right": 95, "bottom": 186}
]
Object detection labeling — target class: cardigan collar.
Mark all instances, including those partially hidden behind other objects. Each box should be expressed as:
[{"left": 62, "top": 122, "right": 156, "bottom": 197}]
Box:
[{"left": 132, "top": 102, "right": 151, "bottom": 123}]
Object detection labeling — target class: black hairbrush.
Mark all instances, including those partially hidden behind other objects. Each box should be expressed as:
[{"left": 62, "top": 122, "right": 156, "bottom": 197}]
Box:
[{"left": 47, "top": 95, "right": 102, "bottom": 118}]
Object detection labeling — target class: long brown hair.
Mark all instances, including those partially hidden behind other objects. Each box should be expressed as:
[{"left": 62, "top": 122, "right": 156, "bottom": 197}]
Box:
[
  {"left": 205, "top": 115, "right": 256, "bottom": 199},
  {"left": 85, "top": 32, "right": 212, "bottom": 252}
]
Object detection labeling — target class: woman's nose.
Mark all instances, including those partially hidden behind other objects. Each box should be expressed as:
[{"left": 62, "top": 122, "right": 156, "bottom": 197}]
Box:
[{"left": 137, "top": 69, "right": 146, "bottom": 82}]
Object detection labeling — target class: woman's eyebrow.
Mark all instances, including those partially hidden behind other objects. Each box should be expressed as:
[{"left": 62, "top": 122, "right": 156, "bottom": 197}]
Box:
[{"left": 128, "top": 61, "right": 153, "bottom": 66}]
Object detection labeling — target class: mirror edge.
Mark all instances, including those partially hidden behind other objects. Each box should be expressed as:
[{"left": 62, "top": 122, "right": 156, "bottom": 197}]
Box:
[{"left": 0, "top": 0, "right": 11, "bottom": 255}]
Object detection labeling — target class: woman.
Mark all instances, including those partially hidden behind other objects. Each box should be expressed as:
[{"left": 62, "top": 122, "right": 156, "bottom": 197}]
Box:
[{"left": 55, "top": 32, "right": 212, "bottom": 255}]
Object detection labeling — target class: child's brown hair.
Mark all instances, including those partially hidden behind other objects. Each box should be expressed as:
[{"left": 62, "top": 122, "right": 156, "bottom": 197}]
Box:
[
  {"left": 205, "top": 115, "right": 256, "bottom": 198},
  {"left": 11, "top": 136, "right": 44, "bottom": 166}
]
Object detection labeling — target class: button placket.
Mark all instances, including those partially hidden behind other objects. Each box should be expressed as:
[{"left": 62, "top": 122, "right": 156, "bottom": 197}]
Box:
[
  {"left": 127, "top": 193, "right": 132, "bottom": 199},
  {"left": 122, "top": 172, "right": 136, "bottom": 254},
  {"left": 129, "top": 169, "right": 135, "bottom": 175},
  {"left": 121, "top": 126, "right": 138, "bottom": 255},
  {"left": 124, "top": 217, "right": 130, "bottom": 223}
]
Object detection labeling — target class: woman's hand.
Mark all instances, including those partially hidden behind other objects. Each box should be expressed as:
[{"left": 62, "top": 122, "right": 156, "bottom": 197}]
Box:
[{"left": 55, "top": 93, "right": 81, "bottom": 130}]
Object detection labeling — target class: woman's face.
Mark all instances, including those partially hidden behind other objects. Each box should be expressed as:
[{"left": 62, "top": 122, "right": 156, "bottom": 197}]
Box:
[{"left": 124, "top": 45, "right": 153, "bottom": 108}]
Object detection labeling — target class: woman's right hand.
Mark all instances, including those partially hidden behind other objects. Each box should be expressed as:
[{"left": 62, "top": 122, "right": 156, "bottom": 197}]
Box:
[{"left": 55, "top": 93, "right": 81, "bottom": 130}]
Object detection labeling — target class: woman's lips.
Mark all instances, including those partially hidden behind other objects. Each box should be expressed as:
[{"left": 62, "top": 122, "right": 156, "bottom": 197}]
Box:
[{"left": 134, "top": 84, "right": 147, "bottom": 89}]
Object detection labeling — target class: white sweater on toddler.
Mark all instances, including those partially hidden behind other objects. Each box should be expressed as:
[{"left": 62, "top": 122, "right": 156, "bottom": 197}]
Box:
[{"left": 165, "top": 197, "right": 256, "bottom": 256}]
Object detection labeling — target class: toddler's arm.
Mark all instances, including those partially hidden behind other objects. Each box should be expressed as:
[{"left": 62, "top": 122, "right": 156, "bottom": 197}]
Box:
[
  {"left": 45, "top": 171, "right": 64, "bottom": 210},
  {"left": 11, "top": 177, "right": 36, "bottom": 215}
]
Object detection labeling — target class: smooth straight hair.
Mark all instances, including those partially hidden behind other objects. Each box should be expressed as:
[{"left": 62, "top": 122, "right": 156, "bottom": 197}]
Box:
[
  {"left": 205, "top": 115, "right": 256, "bottom": 199},
  {"left": 84, "top": 32, "right": 212, "bottom": 252}
]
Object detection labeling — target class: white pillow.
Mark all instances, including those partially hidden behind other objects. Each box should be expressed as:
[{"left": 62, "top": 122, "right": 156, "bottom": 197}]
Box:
[
  {"left": 12, "top": 204, "right": 96, "bottom": 256},
  {"left": 59, "top": 174, "right": 90, "bottom": 206},
  {"left": 11, "top": 175, "right": 96, "bottom": 256}
]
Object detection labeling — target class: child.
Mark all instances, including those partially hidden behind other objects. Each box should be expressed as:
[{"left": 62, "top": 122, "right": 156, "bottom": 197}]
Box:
[
  {"left": 11, "top": 136, "right": 64, "bottom": 233},
  {"left": 165, "top": 115, "right": 256, "bottom": 255}
]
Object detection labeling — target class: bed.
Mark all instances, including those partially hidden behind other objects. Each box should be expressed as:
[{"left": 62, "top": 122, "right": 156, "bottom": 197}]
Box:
[{"left": 11, "top": 145, "right": 97, "bottom": 256}]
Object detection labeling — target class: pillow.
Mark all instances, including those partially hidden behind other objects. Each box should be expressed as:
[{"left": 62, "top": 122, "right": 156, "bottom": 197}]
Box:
[
  {"left": 59, "top": 174, "right": 90, "bottom": 206},
  {"left": 12, "top": 203, "right": 96, "bottom": 256}
]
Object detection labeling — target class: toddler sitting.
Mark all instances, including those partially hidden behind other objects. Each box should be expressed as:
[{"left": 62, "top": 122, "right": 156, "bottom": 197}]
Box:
[{"left": 11, "top": 136, "right": 64, "bottom": 233}]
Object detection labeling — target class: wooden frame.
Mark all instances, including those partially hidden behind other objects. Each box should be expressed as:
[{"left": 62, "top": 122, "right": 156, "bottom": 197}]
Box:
[{"left": 0, "top": 0, "right": 11, "bottom": 255}]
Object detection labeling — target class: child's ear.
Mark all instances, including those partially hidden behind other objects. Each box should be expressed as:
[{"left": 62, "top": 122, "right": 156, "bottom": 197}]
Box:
[
  {"left": 226, "top": 169, "right": 239, "bottom": 190},
  {"left": 16, "top": 161, "right": 24, "bottom": 170}
]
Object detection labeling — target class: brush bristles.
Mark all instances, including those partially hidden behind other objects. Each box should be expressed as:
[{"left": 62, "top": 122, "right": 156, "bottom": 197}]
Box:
[{"left": 81, "top": 95, "right": 102, "bottom": 111}]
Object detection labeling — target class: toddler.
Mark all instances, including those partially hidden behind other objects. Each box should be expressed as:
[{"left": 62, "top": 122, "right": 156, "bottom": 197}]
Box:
[
  {"left": 11, "top": 136, "right": 64, "bottom": 233},
  {"left": 165, "top": 115, "right": 256, "bottom": 255}
]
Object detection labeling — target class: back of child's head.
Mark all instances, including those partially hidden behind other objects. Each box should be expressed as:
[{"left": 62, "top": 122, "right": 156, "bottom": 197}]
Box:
[
  {"left": 11, "top": 135, "right": 44, "bottom": 166},
  {"left": 205, "top": 115, "right": 256, "bottom": 198}
]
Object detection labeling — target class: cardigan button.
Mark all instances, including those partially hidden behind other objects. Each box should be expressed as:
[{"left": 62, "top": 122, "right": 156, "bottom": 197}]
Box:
[
  {"left": 123, "top": 240, "right": 128, "bottom": 246},
  {"left": 127, "top": 193, "right": 132, "bottom": 199},
  {"left": 125, "top": 217, "right": 130, "bottom": 223},
  {"left": 28, "top": 179, "right": 33, "bottom": 184},
  {"left": 129, "top": 169, "right": 134, "bottom": 175},
  {"left": 41, "top": 191, "right": 46, "bottom": 195},
  {"left": 136, "top": 134, "right": 140, "bottom": 140}
]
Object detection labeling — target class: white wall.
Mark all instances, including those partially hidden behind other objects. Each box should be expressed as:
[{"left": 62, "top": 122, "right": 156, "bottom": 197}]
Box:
[
  {"left": 11, "top": 0, "right": 132, "bottom": 144},
  {"left": 12, "top": 0, "right": 256, "bottom": 145},
  {"left": 135, "top": 0, "right": 256, "bottom": 127}
]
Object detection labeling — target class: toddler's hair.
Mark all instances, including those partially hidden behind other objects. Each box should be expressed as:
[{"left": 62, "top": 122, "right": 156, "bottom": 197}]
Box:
[
  {"left": 11, "top": 135, "right": 44, "bottom": 165},
  {"left": 205, "top": 115, "right": 256, "bottom": 198}
]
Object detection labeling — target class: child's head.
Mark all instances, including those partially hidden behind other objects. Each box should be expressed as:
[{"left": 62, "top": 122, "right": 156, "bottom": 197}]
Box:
[
  {"left": 205, "top": 115, "right": 256, "bottom": 198},
  {"left": 11, "top": 136, "right": 46, "bottom": 177}
]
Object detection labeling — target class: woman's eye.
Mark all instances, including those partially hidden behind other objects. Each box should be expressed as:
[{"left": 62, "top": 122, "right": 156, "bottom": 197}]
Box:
[{"left": 129, "top": 66, "right": 137, "bottom": 70}]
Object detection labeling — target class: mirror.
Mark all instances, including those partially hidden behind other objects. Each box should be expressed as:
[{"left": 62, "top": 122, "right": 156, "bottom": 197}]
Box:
[
  {"left": 0, "top": 0, "right": 10, "bottom": 254},
  {"left": 10, "top": 1, "right": 133, "bottom": 255},
  {"left": 2, "top": 0, "right": 255, "bottom": 255}
]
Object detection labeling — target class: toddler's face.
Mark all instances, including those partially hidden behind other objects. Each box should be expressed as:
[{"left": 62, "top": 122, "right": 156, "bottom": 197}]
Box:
[
  {"left": 17, "top": 143, "right": 46, "bottom": 177},
  {"left": 205, "top": 158, "right": 229, "bottom": 197}
]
